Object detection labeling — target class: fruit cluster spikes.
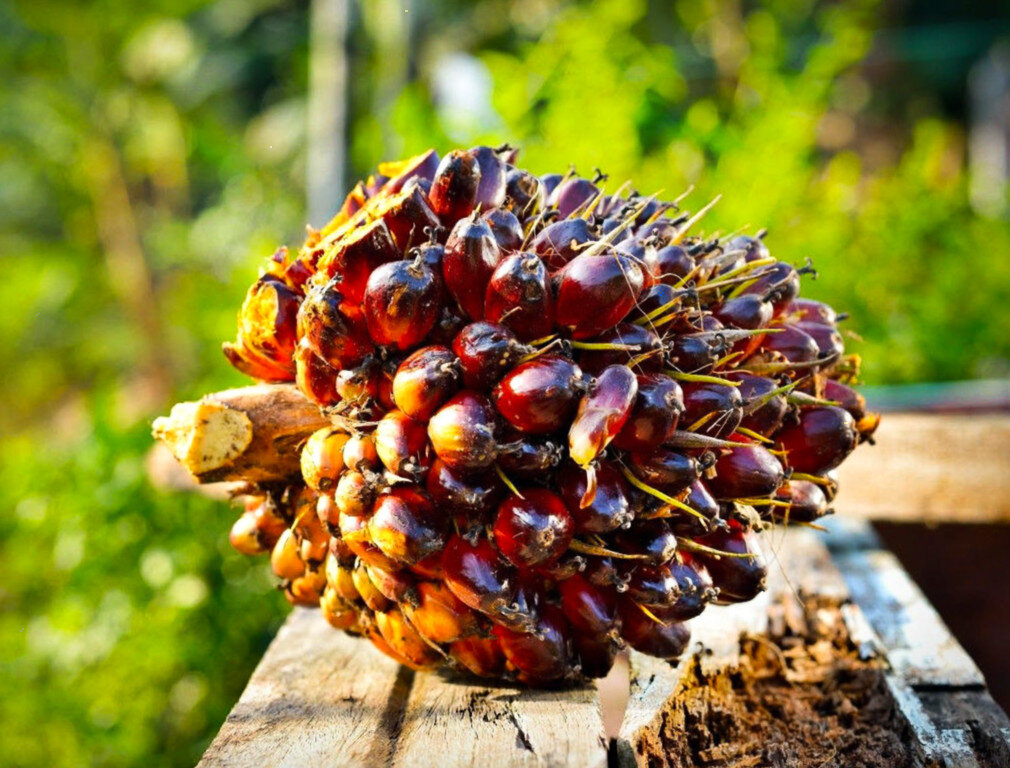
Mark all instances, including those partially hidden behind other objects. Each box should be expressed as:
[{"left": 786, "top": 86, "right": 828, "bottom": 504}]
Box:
[{"left": 219, "top": 146, "right": 879, "bottom": 684}]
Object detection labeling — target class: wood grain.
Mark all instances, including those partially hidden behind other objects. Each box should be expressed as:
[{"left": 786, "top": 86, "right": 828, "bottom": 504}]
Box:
[
  {"left": 835, "top": 413, "right": 1010, "bottom": 522},
  {"left": 198, "top": 608, "right": 410, "bottom": 768},
  {"left": 391, "top": 671, "right": 608, "bottom": 768}
]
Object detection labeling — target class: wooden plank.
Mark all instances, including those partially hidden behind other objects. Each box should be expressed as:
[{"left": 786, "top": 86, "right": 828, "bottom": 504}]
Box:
[
  {"left": 835, "top": 413, "right": 1010, "bottom": 522},
  {"left": 391, "top": 671, "right": 608, "bottom": 768},
  {"left": 833, "top": 548, "right": 985, "bottom": 689},
  {"left": 198, "top": 608, "right": 410, "bottom": 768}
]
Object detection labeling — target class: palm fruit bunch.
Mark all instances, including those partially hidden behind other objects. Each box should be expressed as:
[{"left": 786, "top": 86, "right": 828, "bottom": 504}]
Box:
[{"left": 221, "top": 145, "right": 879, "bottom": 684}]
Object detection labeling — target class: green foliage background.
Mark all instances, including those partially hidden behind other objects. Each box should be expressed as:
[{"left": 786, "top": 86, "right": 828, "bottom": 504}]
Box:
[{"left": 1, "top": 0, "right": 1007, "bottom": 765}]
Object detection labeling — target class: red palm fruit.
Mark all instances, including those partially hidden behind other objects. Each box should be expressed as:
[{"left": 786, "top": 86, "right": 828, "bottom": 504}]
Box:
[
  {"left": 539, "top": 172, "right": 564, "bottom": 197},
  {"left": 613, "top": 374, "right": 683, "bottom": 452},
  {"left": 644, "top": 244, "right": 695, "bottom": 285},
  {"left": 250, "top": 497, "right": 288, "bottom": 549},
  {"left": 729, "top": 372, "right": 787, "bottom": 436},
  {"left": 555, "top": 252, "right": 645, "bottom": 339},
  {"left": 629, "top": 448, "right": 699, "bottom": 495},
  {"left": 787, "top": 297, "right": 838, "bottom": 325},
  {"left": 576, "top": 323, "right": 664, "bottom": 374},
  {"left": 636, "top": 218, "right": 680, "bottom": 244},
  {"left": 777, "top": 406, "right": 858, "bottom": 474},
  {"left": 557, "top": 461, "right": 631, "bottom": 534},
  {"left": 404, "top": 581, "right": 480, "bottom": 643},
  {"left": 339, "top": 508, "right": 397, "bottom": 570},
  {"left": 796, "top": 320, "right": 844, "bottom": 360},
  {"left": 271, "top": 528, "right": 304, "bottom": 580},
  {"left": 576, "top": 635, "right": 620, "bottom": 678},
  {"left": 414, "top": 239, "right": 446, "bottom": 272},
  {"left": 334, "top": 357, "right": 381, "bottom": 407},
  {"left": 229, "top": 512, "right": 267, "bottom": 555},
  {"left": 227, "top": 275, "right": 300, "bottom": 367},
  {"left": 498, "top": 433, "right": 564, "bottom": 477},
  {"left": 668, "top": 333, "right": 721, "bottom": 374},
  {"left": 483, "top": 208, "right": 524, "bottom": 253},
  {"left": 374, "top": 607, "right": 442, "bottom": 669},
  {"left": 708, "top": 445, "right": 785, "bottom": 499},
  {"left": 427, "top": 306, "right": 467, "bottom": 347},
  {"left": 316, "top": 491, "right": 338, "bottom": 534},
  {"left": 612, "top": 519, "right": 678, "bottom": 565},
  {"left": 287, "top": 568, "right": 327, "bottom": 606},
  {"left": 493, "top": 489, "right": 574, "bottom": 569},
  {"left": 343, "top": 433, "right": 379, "bottom": 471},
  {"left": 692, "top": 524, "right": 767, "bottom": 603},
  {"left": 410, "top": 550, "right": 445, "bottom": 580},
  {"left": 429, "top": 149, "right": 481, "bottom": 224},
  {"left": 317, "top": 218, "right": 401, "bottom": 299},
  {"left": 469, "top": 145, "right": 508, "bottom": 209},
  {"left": 725, "top": 234, "right": 770, "bottom": 263},
  {"left": 442, "top": 535, "right": 525, "bottom": 627},
  {"left": 530, "top": 217, "right": 596, "bottom": 271},
  {"left": 392, "top": 345, "right": 461, "bottom": 420},
  {"left": 297, "top": 278, "right": 374, "bottom": 370},
  {"left": 548, "top": 176, "right": 599, "bottom": 218},
  {"left": 713, "top": 294, "right": 773, "bottom": 330},
  {"left": 450, "top": 636, "right": 506, "bottom": 678},
  {"left": 822, "top": 379, "right": 868, "bottom": 424},
  {"left": 364, "top": 562, "right": 418, "bottom": 605},
  {"left": 334, "top": 470, "right": 375, "bottom": 518},
  {"left": 362, "top": 256, "right": 443, "bottom": 350},
  {"left": 452, "top": 322, "right": 529, "bottom": 389},
  {"left": 493, "top": 355, "right": 586, "bottom": 434},
  {"left": 568, "top": 365, "right": 638, "bottom": 466},
  {"left": 320, "top": 587, "right": 359, "bottom": 630},
  {"left": 680, "top": 480, "right": 720, "bottom": 524},
  {"left": 300, "top": 428, "right": 349, "bottom": 492},
  {"left": 484, "top": 253, "right": 555, "bottom": 340},
  {"left": 680, "top": 381, "right": 743, "bottom": 438},
  {"left": 739, "top": 261, "right": 802, "bottom": 312},
  {"left": 428, "top": 391, "right": 499, "bottom": 473},
  {"left": 559, "top": 573, "right": 619, "bottom": 636},
  {"left": 625, "top": 283, "right": 678, "bottom": 325},
  {"left": 773, "top": 480, "right": 829, "bottom": 523},
  {"left": 383, "top": 148, "right": 440, "bottom": 193},
  {"left": 536, "top": 551, "right": 586, "bottom": 581},
  {"left": 293, "top": 340, "right": 341, "bottom": 406},
  {"left": 504, "top": 167, "right": 545, "bottom": 218},
  {"left": 623, "top": 563, "right": 681, "bottom": 607},
  {"left": 375, "top": 182, "right": 442, "bottom": 250},
  {"left": 368, "top": 486, "right": 447, "bottom": 566},
  {"left": 374, "top": 409, "right": 432, "bottom": 480},
  {"left": 493, "top": 605, "right": 570, "bottom": 684},
  {"left": 426, "top": 459, "right": 502, "bottom": 526},
  {"left": 442, "top": 213, "right": 501, "bottom": 320},
  {"left": 327, "top": 552, "right": 360, "bottom": 602},
  {"left": 583, "top": 556, "right": 628, "bottom": 592},
  {"left": 760, "top": 325, "right": 819, "bottom": 364},
  {"left": 223, "top": 337, "right": 295, "bottom": 382},
  {"left": 657, "top": 558, "right": 717, "bottom": 621},
  {"left": 619, "top": 600, "right": 691, "bottom": 660}
]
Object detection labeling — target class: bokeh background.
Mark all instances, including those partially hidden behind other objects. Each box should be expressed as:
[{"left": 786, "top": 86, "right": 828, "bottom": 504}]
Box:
[{"left": 2, "top": 0, "right": 1009, "bottom": 765}]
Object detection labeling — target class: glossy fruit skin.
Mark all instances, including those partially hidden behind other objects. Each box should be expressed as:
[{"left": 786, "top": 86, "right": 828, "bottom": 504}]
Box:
[
  {"left": 443, "top": 214, "right": 501, "bottom": 320},
  {"left": 557, "top": 461, "right": 631, "bottom": 534},
  {"left": 660, "top": 558, "right": 717, "bottom": 621},
  {"left": 668, "top": 333, "right": 719, "bottom": 374},
  {"left": 498, "top": 434, "right": 564, "bottom": 478},
  {"left": 300, "top": 428, "right": 349, "bottom": 492},
  {"left": 470, "top": 145, "right": 508, "bottom": 210},
  {"left": 624, "top": 562, "right": 681, "bottom": 607},
  {"left": 442, "top": 535, "right": 529, "bottom": 630},
  {"left": 740, "top": 261, "right": 801, "bottom": 312},
  {"left": 760, "top": 324, "right": 819, "bottom": 364},
  {"left": 297, "top": 278, "right": 374, "bottom": 370},
  {"left": 549, "top": 176, "right": 599, "bottom": 218},
  {"left": 362, "top": 258, "right": 443, "bottom": 350},
  {"left": 493, "top": 489, "right": 574, "bottom": 569},
  {"left": 613, "top": 374, "right": 683, "bottom": 452},
  {"left": 504, "top": 167, "right": 545, "bottom": 218},
  {"left": 374, "top": 410, "right": 433, "bottom": 480},
  {"left": 404, "top": 581, "right": 480, "bottom": 643},
  {"left": 317, "top": 218, "right": 401, "bottom": 300},
  {"left": 452, "top": 322, "right": 528, "bottom": 390},
  {"left": 777, "top": 406, "right": 858, "bottom": 474},
  {"left": 429, "top": 149, "right": 481, "bottom": 224},
  {"left": 629, "top": 448, "right": 699, "bottom": 495},
  {"left": 788, "top": 297, "right": 837, "bottom": 325},
  {"left": 392, "top": 346, "right": 461, "bottom": 421},
  {"left": 612, "top": 519, "right": 677, "bottom": 565},
  {"left": 385, "top": 148, "right": 440, "bottom": 193},
  {"left": 773, "top": 480, "right": 829, "bottom": 523},
  {"left": 427, "top": 391, "right": 499, "bottom": 473},
  {"left": 374, "top": 607, "right": 442, "bottom": 669},
  {"left": 493, "top": 355, "right": 585, "bottom": 435},
  {"left": 555, "top": 252, "right": 644, "bottom": 339},
  {"left": 338, "top": 508, "right": 397, "bottom": 571},
  {"left": 693, "top": 525, "right": 767, "bottom": 603},
  {"left": 450, "top": 636, "right": 506, "bottom": 678},
  {"left": 483, "top": 208, "right": 524, "bottom": 253},
  {"left": 822, "top": 379, "right": 867, "bottom": 422},
  {"left": 426, "top": 459, "right": 503, "bottom": 526},
  {"left": 483, "top": 253, "right": 555, "bottom": 340},
  {"left": 680, "top": 382, "right": 744, "bottom": 438},
  {"left": 364, "top": 562, "right": 417, "bottom": 604},
  {"left": 730, "top": 372, "right": 787, "bottom": 436},
  {"left": 796, "top": 320, "right": 844, "bottom": 360},
  {"left": 576, "top": 324, "right": 664, "bottom": 375},
  {"left": 725, "top": 234, "right": 769, "bottom": 263},
  {"left": 493, "top": 604, "right": 570, "bottom": 683},
  {"left": 352, "top": 558, "right": 392, "bottom": 611},
  {"left": 568, "top": 365, "right": 638, "bottom": 466},
  {"left": 619, "top": 600, "right": 691, "bottom": 660},
  {"left": 559, "top": 574, "right": 618, "bottom": 636},
  {"left": 368, "top": 486, "right": 448, "bottom": 566},
  {"left": 644, "top": 245, "right": 694, "bottom": 285},
  {"left": 707, "top": 445, "right": 785, "bottom": 499},
  {"left": 341, "top": 431, "right": 379, "bottom": 472},
  {"left": 531, "top": 217, "right": 596, "bottom": 272},
  {"left": 293, "top": 340, "right": 341, "bottom": 406},
  {"left": 713, "top": 294, "right": 773, "bottom": 330}
]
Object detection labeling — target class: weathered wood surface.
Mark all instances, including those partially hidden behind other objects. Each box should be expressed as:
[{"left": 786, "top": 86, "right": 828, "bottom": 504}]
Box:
[{"left": 835, "top": 413, "right": 1010, "bottom": 522}]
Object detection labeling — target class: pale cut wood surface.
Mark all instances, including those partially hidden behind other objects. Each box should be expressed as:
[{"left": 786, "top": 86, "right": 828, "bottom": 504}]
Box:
[
  {"left": 391, "top": 671, "right": 607, "bottom": 768},
  {"left": 198, "top": 608, "right": 410, "bottom": 768},
  {"left": 835, "top": 413, "right": 1010, "bottom": 522}
]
